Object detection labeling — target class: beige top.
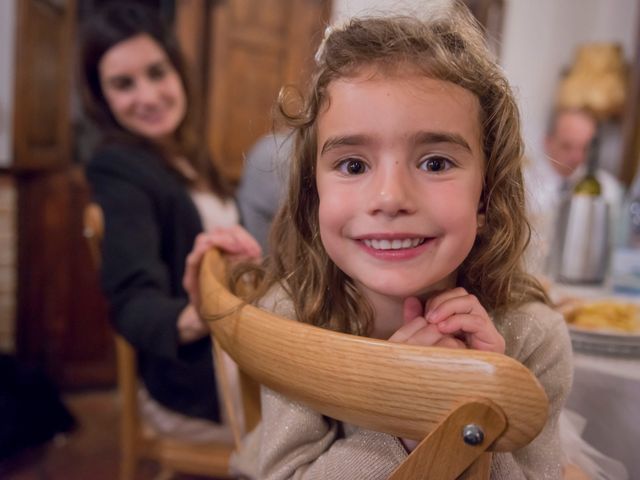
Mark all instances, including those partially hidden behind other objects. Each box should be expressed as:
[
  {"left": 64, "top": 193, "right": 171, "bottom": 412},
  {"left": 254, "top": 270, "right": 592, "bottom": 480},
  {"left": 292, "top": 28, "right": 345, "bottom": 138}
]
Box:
[
  {"left": 231, "top": 289, "right": 573, "bottom": 480},
  {"left": 189, "top": 189, "right": 239, "bottom": 232}
]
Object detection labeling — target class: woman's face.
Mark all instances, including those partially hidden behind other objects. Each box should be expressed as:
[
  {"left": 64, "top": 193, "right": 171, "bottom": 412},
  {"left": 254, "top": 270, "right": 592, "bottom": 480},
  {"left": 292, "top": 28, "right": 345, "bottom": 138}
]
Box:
[{"left": 98, "top": 33, "right": 187, "bottom": 144}]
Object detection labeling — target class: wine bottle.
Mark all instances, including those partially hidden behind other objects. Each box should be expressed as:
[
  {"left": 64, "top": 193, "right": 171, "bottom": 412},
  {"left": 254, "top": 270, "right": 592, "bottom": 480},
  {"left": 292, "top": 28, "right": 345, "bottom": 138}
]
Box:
[
  {"left": 572, "top": 131, "right": 601, "bottom": 195},
  {"left": 557, "top": 128, "right": 609, "bottom": 284}
]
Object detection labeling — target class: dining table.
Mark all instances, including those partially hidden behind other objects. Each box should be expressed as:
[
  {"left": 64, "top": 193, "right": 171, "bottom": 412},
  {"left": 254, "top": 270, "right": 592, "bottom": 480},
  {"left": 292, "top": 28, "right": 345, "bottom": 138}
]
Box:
[{"left": 552, "top": 282, "right": 640, "bottom": 479}]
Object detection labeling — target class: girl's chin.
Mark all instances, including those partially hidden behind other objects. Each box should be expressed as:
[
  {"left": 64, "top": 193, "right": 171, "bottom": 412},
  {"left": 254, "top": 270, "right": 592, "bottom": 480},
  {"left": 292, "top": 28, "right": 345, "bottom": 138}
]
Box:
[{"left": 361, "top": 277, "right": 456, "bottom": 302}]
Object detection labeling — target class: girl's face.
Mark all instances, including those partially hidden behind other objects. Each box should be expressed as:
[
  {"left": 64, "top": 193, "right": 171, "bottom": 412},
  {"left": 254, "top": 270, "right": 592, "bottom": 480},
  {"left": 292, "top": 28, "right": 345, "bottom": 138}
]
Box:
[
  {"left": 98, "top": 33, "right": 187, "bottom": 144},
  {"left": 315, "top": 70, "right": 484, "bottom": 303}
]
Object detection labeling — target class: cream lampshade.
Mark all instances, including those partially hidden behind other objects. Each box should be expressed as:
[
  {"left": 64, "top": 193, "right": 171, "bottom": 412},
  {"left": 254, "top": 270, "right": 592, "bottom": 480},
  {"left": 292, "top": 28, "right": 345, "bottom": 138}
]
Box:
[{"left": 556, "top": 42, "right": 628, "bottom": 120}]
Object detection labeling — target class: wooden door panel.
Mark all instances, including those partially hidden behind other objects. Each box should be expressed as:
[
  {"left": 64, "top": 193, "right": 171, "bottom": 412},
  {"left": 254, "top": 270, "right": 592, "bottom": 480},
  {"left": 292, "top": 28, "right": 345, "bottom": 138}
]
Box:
[
  {"left": 206, "top": 0, "right": 331, "bottom": 182},
  {"left": 230, "top": 0, "right": 289, "bottom": 31},
  {"left": 13, "top": 0, "right": 73, "bottom": 171},
  {"left": 14, "top": 0, "right": 116, "bottom": 388},
  {"left": 221, "top": 49, "right": 284, "bottom": 178},
  {"left": 17, "top": 168, "right": 114, "bottom": 388}
]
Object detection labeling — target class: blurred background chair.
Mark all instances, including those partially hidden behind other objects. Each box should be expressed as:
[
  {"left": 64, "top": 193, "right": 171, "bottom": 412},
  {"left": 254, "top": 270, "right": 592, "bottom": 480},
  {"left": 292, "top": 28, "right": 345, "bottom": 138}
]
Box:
[{"left": 83, "top": 202, "right": 235, "bottom": 480}]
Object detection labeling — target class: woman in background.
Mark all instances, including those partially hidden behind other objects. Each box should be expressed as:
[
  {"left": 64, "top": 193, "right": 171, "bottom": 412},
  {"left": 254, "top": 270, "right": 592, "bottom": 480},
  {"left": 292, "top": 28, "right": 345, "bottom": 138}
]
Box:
[{"left": 80, "top": 2, "right": 259, "bottom": 441}]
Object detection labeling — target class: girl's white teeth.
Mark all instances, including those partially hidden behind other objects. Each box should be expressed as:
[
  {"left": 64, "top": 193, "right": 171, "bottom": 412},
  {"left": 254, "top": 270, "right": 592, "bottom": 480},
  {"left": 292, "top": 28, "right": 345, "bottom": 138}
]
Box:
[{"left": 363, "top": 238, "right": 425, "bottom": 250}]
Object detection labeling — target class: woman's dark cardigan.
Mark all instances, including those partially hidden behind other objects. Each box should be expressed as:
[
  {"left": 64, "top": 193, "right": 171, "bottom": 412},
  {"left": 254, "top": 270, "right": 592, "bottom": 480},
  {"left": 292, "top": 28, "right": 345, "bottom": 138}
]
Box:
[{"left": 86, "top": 143, "right": 221, "bottom": 422}]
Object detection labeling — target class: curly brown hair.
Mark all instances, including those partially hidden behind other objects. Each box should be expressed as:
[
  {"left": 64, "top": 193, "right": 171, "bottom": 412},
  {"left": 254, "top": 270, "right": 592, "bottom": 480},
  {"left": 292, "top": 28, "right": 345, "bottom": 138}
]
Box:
[{"left": 242, "top": 2, "right": 548, "bottom": 335}]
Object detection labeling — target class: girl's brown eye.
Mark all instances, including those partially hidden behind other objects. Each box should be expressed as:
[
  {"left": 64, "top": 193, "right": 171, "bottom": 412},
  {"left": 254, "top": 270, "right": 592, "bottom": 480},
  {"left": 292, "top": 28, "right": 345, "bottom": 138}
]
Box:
[
  {"left": 419, "top": 155, "right": 453, "bottom": 172},
  {"left": 338, "top": 158, "right": 368, "bottom": 175},
  {"left": 347, "top": 160, "right": 365, "bottom": 174}
]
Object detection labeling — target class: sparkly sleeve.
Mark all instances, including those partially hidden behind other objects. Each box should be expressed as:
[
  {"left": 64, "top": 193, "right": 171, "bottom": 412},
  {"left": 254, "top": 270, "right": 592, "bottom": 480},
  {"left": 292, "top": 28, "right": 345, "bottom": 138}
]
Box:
[
  {"left": 244, "top": 386, "right": 408, "bottom": 480},
  {"left": 229, "top": 286, "right": 408, "bottom": 479},
  {"left": 492, "top": 305, "right": 573, "bottom": 480}
]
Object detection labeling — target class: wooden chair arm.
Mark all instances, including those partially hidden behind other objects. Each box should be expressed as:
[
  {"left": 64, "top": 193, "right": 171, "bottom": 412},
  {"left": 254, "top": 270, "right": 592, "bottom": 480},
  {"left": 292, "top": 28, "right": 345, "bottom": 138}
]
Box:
[{"left": 199, "top": 249, "right": 549, "bottom": 451}]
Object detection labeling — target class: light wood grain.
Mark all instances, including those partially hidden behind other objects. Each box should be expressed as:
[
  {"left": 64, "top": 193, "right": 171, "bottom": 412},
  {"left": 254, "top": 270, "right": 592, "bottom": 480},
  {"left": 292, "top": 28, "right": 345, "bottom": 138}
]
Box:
[
  {"left": 388, "top": 399, "right": 505, "bottom": 480},
  {"left": 200, "top": 249, "right": 549, "bottom": 452}
]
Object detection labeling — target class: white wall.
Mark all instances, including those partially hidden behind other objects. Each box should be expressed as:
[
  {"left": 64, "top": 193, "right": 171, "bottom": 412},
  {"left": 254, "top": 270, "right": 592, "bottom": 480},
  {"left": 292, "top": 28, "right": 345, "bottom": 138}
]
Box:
[
  {"left": 501, "top": 0, "right": 638, "bottom": 170},
  {"left": 0, "top": 0, "right": 16, "bottom": 167},
  {"left": 332, "top": 0, "right": 451, "bottom": 21}
]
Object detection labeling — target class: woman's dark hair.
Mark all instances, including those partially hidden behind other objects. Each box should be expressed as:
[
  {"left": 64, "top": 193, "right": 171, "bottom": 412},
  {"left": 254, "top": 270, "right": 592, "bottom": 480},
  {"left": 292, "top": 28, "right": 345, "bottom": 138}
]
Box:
[{"left": 79, "top": 2, "right": 231, "bottom": 197}]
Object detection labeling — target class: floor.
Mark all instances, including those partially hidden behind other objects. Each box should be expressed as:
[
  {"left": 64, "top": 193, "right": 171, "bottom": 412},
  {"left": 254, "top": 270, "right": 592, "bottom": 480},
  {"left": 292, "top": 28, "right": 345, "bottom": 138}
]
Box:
[
  {"left": 0, "top": 390, "right": 214, "bottom": 480},
  {"left": 0, "top": 389, "right": 593, "bottom": 480}
]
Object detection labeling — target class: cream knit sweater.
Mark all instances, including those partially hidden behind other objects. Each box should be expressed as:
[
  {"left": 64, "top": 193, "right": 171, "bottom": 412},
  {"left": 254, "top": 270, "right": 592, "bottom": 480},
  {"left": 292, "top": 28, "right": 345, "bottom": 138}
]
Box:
[{"left": 231, "top": 289, "right": 573, "bottom": 479}]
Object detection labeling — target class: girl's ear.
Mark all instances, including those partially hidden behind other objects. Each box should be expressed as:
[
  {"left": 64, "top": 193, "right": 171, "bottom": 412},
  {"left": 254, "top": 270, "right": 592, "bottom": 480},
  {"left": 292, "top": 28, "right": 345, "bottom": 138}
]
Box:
[
  {"left": 477, "top": 200, "right": 486, "bottom": 232},
  {"left": 476, "top": 212, "right": 486, "bottom": 231}
]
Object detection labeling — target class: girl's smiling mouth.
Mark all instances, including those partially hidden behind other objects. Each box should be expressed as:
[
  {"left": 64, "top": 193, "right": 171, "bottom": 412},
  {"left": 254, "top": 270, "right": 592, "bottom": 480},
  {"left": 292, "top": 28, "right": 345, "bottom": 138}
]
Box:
[
  {"left": 362, "top": 237, "right": 426, "bottom": 250},
  {"left": 355, "top": 235, "right": 434, "bottom": 259}
]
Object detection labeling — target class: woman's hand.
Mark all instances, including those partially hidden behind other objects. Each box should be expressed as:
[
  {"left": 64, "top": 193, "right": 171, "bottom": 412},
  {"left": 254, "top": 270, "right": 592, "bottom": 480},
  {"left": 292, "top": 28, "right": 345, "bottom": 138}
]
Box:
[
  {"left": 177, "top": 304, "right": 209, "bottom": 344},
  {"left": 182, "top": 225, "right": 262, "bottom": 317},
  {"left": 424, "top": 288, "right": 505, "bottom": 354}
]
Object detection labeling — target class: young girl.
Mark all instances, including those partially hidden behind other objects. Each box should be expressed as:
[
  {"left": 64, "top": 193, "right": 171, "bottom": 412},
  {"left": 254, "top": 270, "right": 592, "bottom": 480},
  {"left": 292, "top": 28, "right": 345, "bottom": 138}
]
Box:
[{"left": 189, "top": 4, "right": 573, "bottom": 478}]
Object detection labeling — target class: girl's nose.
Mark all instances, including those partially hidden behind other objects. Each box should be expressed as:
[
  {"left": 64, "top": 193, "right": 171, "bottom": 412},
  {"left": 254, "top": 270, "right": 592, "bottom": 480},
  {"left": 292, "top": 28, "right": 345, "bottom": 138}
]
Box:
[{"left": 368, "top": 165, "right": 416, "bottom": 217}]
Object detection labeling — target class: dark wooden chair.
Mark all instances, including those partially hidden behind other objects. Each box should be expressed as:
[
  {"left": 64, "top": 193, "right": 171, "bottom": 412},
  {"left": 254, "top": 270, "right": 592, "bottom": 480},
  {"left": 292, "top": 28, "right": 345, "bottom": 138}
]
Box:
[{"left": 83, "top": 203, "right": 238, "bottom": 480}]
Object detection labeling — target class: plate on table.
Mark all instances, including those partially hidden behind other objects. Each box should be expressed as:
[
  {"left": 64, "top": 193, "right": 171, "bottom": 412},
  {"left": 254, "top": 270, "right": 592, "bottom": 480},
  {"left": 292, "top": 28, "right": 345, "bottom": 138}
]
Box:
[{"left": 562, "top": 300, "right": 640, "bottom": 357}]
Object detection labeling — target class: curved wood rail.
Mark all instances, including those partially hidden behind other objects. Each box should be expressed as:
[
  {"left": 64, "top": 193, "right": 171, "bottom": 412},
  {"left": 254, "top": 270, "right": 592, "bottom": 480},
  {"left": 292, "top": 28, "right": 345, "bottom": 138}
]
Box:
[{"left": 199, "top": 249, "right": 548, "bottom": 452}]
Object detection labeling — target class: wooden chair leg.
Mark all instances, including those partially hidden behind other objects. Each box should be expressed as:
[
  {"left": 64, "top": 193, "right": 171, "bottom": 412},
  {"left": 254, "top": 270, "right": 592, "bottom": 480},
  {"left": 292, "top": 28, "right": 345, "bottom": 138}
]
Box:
[
  {"left": 154, "top": 469, "right": 175, "bottom": 480},
  {"left": 459, "top": 452, "right": 492, "bottom": 480},
  {"left": 120, "top": 448, "right": 137, "bottom": 480},
  {"left": 115, "top": 335, "right": 142, "bottom": 480},
  {"left": 388, "top": 400, "right": 506, "bottom": 480}
]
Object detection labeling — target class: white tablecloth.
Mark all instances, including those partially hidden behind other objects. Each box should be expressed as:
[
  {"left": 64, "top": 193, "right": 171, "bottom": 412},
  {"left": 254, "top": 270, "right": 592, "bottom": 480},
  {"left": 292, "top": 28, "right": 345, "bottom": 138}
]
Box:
[{"left": 566, "top": 353, "right": 640, "bottom": 478}]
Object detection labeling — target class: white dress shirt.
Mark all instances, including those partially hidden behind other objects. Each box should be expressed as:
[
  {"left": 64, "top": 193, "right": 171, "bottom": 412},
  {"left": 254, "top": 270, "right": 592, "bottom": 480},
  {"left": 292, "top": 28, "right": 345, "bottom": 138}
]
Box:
[{"left": 524, "top": 157, "right": 624, "bottom": 276}]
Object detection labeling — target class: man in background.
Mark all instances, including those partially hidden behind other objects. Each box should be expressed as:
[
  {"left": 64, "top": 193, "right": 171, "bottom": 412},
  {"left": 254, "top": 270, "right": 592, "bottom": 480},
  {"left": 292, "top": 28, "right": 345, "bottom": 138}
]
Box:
[{"left": 524, "top": 107, "right": 623, "bottom": 275}]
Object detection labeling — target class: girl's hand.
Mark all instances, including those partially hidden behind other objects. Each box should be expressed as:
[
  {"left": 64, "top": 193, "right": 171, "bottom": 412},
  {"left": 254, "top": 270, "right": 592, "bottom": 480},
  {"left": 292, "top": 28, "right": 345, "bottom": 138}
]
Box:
[
  {"left": 425, "top": 288, "right": 505, "bottom": 354},
  {"left": 389, "top": 297, "right": 464, "bottom": 452},
  {"left": 388, "top": 297, "right": 465, "bottom": 349},
  {"left": 183, "top": 225, "right": 262, "bottom": 312}
]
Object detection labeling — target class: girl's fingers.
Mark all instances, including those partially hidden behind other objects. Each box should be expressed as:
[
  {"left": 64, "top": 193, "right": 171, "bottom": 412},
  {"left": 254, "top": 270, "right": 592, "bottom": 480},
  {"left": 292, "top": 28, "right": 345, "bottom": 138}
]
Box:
[
  {"left": 404, "top": 324, "right": 447, "bottom": 346},
  {"left": 425, "top": 287, "right": 468, "bottom": 313},
  {"left": 433, "top": 335, "right": 466, "bottom": 349},
  {"left": 436, "top": 313, "right": 484, "bottom": 335},
  {"left": 403, "top": 297, "right": 423, "bottom": 325},
  {"left": 388, "top": 316, "right": 427, "bottom": 343},
  {"left": 435, "top": 313, "right": 505, "bottom": 353},
  {"left": 426, "top": 293, "right": 484, "bottom": 324}
]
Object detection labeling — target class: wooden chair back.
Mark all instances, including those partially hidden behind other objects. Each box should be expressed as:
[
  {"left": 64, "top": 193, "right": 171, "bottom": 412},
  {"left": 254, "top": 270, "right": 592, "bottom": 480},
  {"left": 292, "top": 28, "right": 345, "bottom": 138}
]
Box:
[
  {"left": 199, "top": 248, "right": 550, "bottom": 479},
  {"left": 82, "top": 202, "right": 235, "bottom": 479}
]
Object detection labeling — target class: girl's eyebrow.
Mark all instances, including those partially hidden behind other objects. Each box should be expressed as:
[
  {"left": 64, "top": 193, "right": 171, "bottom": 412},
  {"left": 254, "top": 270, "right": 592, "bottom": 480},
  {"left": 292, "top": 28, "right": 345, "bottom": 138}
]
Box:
[
  {"left": 411, "top": 131, "right": 472, "bottom": 153},
  {"left": 320, "top": 131, "right": 473, "bottom": 155},
  {"left": 320, "top": 134, "right": 372, "bottom": 155}
]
